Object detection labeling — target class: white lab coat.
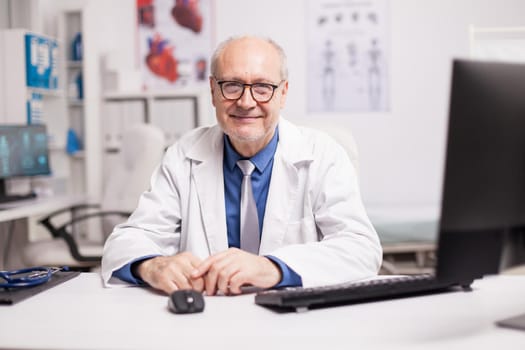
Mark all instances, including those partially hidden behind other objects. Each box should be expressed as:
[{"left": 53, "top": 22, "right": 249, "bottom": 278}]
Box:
[{"left": 101, "top": 118, "right": 382, "bottom": 287}]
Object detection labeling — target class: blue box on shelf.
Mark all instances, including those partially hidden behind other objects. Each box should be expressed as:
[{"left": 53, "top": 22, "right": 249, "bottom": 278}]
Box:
[{"left": 24, "top": 33, "right": 59, "bottom": 90}]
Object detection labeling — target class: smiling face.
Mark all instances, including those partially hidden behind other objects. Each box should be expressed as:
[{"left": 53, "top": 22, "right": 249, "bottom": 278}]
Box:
[{"left": 210, "top": 37, "right": 288, "bottom": 157}]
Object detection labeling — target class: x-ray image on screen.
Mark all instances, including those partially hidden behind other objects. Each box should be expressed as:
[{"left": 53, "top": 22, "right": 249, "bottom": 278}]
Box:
[{"left": 0, "top": 124, "right": 50, "bottom": 179}]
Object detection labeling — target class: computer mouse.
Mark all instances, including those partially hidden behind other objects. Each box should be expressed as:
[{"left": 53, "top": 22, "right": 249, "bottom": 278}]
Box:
[{"left": 168, "top": 289, "right": 205, "bottom": 314}]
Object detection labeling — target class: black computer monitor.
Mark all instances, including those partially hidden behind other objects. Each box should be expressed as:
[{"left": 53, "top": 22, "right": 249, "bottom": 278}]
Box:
[
  {"left": 436, "top": 59, "right": 525, "bottom": 283},
  {"left": 0, "top": 124, "right": 51, "bottom": 202}
]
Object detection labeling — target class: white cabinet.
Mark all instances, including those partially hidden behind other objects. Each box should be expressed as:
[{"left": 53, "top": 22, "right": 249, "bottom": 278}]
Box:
[
  {"left": 0, "top": 29, "right": 62, "bottom": 128},
  {"left": 0, "top": 13, "right": 92, "bottom": 198},
  {"left": 0, "top": 29, "right": 69, "bottom": 195}
]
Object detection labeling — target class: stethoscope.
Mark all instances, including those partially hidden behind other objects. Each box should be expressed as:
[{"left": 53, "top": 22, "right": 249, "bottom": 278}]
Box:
[{"left": 0, "top": 266, "right": 69, "bottom": 289}]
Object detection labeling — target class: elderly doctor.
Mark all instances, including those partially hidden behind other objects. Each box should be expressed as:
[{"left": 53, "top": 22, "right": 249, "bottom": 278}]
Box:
[{"left": 101, "top": 35, "right": 382, "bottom": 296}]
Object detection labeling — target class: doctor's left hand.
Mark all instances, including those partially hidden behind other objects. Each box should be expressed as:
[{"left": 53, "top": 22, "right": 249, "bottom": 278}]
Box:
[
  {"left": 135, "top": 252, "right": 205, "bottom": 295},
  {"left": 190, "top": 248, "right": 282, "bottom": 296}
]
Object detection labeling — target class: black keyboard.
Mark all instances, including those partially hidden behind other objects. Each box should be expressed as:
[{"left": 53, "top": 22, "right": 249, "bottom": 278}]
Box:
[{"left": 255, "top": 274, "right": 461, "bottom": 311}]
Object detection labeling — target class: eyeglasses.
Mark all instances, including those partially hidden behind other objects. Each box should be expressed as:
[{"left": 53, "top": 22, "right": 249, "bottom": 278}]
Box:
[{"left": 215, "top": 79, "right": 284, "bottom": 103}]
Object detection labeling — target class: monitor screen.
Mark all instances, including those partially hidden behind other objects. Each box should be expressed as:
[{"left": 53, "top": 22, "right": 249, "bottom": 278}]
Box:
[
  {"left": 0, "top": 124, "right": 51, "bottom": 179},
  {"left": 441, "top": 59, "right": 525, "bottom": 232},
  {"left": 437, "top": 59, "right": 525, "bottom": 280}
]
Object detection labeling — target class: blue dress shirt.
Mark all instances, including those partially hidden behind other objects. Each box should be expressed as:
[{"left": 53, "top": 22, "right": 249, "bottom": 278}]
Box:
[
  {"left": 222, "top": 129, "right": 302, "bottom": 288},
  {"left": 113, "top": 128, "right": 302, "bottom": 288}
]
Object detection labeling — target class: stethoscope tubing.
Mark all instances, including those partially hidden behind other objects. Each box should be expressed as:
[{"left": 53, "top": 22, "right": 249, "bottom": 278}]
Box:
[{"left": 0, "top": 266, "right": 67, "bottom": 289}]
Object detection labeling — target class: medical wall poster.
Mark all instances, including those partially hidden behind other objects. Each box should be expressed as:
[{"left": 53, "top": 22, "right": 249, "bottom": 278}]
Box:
[
  {"left": 307, "top": 0, "right": 390, "bottom": 113},
  {"left": 137, "top": 0, "right": 213, "bottom": 90}
]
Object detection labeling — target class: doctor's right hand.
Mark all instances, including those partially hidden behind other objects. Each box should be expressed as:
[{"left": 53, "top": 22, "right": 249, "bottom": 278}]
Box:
[{"left": 134, "top": 253, "right": 205, "bottom": 295}]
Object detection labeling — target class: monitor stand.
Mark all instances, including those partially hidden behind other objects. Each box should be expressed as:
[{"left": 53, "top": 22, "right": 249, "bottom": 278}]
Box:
[
  {"left": 496, "top": 312, "right": 525, "bottom": 332},
  {"left": 0, "top": 179, "right": 37, "bottom": 204}
]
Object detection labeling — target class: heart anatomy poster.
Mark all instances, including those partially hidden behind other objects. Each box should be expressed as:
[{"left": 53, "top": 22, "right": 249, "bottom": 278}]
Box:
[
  {"left": 307, "top": 0, "right": 389, "bottom": 112},
  {"left": 137, "top": 0, "right": 213, "bottom": 89}
]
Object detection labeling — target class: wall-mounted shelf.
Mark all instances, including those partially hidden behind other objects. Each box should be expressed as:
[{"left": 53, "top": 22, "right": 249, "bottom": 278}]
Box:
[
  {"left": 58, "top": 9, "right": 86, "bottom": 196},
  {"left": 27, "top": 87, "right": 64, "bottom": 97},
  {"left": 67, "top": 60, "right": 83, "bottom": 69},
  {"left": 68, "top": 100, "right": 84, "bottom": 107},
  {"left": 102, "top": 88, "right": 208, "bottom": 150},
  {"left": 70, "top": 151, "right": 85, "bottom": 160},
  {"left": 104, "top": 88, "right": 205, "bottom": 99}
]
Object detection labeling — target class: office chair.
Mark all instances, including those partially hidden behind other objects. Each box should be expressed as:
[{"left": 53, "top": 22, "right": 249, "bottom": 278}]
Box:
[{"left": 23, "top": 124, "right": 166, "bottom": 269}]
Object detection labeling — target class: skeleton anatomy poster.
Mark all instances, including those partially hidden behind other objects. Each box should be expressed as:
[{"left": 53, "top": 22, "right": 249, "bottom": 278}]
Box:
[
  {"left": 137, "top": 0, "right": 213, "bottom": 90},
  {"left": 307, "top": 0, "right": 389, "bottom": 112}
]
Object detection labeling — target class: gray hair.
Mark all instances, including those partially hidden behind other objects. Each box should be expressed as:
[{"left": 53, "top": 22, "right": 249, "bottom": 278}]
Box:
[{"left": 210, "top": 35, "right": 289, "bottom": 80}]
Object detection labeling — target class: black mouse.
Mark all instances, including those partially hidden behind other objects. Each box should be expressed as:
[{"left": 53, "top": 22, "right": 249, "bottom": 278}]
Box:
[{"left": 168, "top": 289, "right": 205, "bottom": 314}]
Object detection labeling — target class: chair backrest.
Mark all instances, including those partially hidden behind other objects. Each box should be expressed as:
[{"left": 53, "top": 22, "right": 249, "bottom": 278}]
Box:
[
  {"left": 100, "top": 123, "right": 166, "bottom": 233},
  {"left": 297, "top": 119, "right": 359, "bottom": 174}
]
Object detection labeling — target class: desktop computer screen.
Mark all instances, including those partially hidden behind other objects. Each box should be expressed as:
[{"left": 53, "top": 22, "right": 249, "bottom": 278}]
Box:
[
  {"left": 0, "top": 124, "right": 51, "bottom": 201},
  {"left": 255, "top": 59, "right": 525, "bottom": 312},
  {"left": 437, "top": 59, "right": 525, "bottom": 280}
]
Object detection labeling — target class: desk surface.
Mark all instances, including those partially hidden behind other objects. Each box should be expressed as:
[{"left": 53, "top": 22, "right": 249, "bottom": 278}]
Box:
[
  {"left": 0, "top": 195, "right": 85, "bottom": 222},
  {"left": 1, "top": 273, "right": 525, "bottom": 350}
]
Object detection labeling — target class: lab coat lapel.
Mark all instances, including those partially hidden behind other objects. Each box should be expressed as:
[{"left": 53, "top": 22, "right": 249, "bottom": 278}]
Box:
[
  {"left": 259, "top": 148, "right": 298, "bottom": 253},
  {"left": 187, "top": 127, "right": 229, "bottom": 255},
  {"left": 259, "top": 118, "right": 313, "bottom": 254}
]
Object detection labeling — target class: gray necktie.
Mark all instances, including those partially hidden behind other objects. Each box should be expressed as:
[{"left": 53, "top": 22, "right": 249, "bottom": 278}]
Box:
[{"left": 237, "top": 160, "right": 260, "bottom": 254}]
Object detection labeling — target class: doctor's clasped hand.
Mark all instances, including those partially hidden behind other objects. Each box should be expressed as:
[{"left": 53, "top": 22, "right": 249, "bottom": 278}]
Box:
[
  {"left": 136, "top": 249, "right": 281, "bottom": 295},
  {"left": 191, "top": 248, "right": 281, "bottom": 295}
]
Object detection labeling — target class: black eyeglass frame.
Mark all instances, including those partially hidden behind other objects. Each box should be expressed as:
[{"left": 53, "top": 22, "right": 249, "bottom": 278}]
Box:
[{"left": 214, "top": 78, "right": 284, "bottom": 103}]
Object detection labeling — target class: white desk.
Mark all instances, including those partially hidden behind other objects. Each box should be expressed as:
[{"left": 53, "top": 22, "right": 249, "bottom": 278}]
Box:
[
  {"left": 0, "top": 195, "right": 85, "bottom": 222},
  {"left": 0, "top": 195, "right": 86, "bottom": 269},
  {"left": 1, "top": 273, "right": 524, "bottom": 350}
]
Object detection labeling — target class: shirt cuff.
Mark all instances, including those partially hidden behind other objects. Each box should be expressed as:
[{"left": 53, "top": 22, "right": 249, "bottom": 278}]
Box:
[
  {"left": 265, "top": 255, "right": 303, "bottom": 288},
  {"left": 112, "top": 255, "right": 159, "bottom": 285}
]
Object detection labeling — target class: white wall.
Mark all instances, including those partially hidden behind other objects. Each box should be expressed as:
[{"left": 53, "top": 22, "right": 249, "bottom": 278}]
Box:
[
  {"left": 43, "top": 0, "right": 525, "bottom": 208},
  {"left": 213, "top": 0, "right": 525, "bottom": 208}
]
